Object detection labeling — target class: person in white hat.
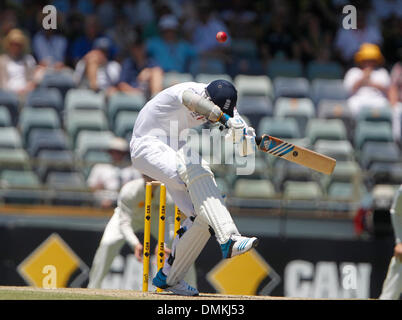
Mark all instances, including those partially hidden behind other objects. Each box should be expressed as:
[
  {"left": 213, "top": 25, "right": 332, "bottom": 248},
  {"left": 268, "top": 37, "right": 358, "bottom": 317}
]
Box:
[{"left": 87, "top": 137, "right": 141, "bottom": 208}]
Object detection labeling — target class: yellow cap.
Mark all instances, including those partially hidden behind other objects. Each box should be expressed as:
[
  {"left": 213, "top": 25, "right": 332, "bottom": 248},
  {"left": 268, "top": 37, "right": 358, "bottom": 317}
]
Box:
[{"left": 354, "top": 43, "right": 384, "bottom": 65}]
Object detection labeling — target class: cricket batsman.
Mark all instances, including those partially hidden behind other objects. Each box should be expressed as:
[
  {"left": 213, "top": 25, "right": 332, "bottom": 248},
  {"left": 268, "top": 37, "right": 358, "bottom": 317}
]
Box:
[
  {"left": 88, "top": 175, "right": 197, "bottom": 289},
  {"left": 130, "top": 79, "right": 259, "bottom": 296},
  {"left": 379, "top": 185, "right": 402, "bottom": 299}
]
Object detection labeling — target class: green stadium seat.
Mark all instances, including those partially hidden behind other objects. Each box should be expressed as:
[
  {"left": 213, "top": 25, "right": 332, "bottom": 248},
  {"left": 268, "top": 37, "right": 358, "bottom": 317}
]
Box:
[
  {"left": 257, "top": 116, "right": 301, "bottom": 138},
  {"left": 0, "top": 127, "right": 23, "bottom": 149},
  {"left": 273, "top": 77, "right": 310, "bottom": 99},
  {"left": 283, "top": 181, "right": 323, "bottom": 200},
  {"left": 215, "top": 177, "right": 230, "bottom": 196},
  {"left": 314, "top": 140, "right": 354, "bottom": 161},
  {"left": 329, "top": 161, "right": 361, "bottom": 183},
  {"left": 305, "top": 119, "right": 347, "bottom": 145},
  {"left": 234, "top": 75, "right": 274, "bottom": 99},
  {"left": 273, "top": 160, "right": 314, "bottom": 191},
  {"left": 65, "top": 89, "right": 105, "bottom": 111},
  {"left": 65, "top": 109, "right": 109, "bottom": 146},
  {"left": 311, "top": 79, "right": 349, "bottom": 106},
  {"left": 114, "top": 111, "right": 139, "bottom": 138},
  {"left": 46, "top": 171, "right": 87, "bottom": 190},
  {"left": 306, "top": 61, "right": 344, "bottom": 80},
  {"left": 233, "top": 178, "right": 276, "bottom": 199},
  {"left": 230, "top": 38, "right": 259, "bottom": 59},
  {"left": 189, "top": 57, "right": 225, "bottom": 75},
  {"left": 75, "top": 130, "right": 115, "bottom": 157},
  {"left": 195, "top": 73, "right": 232, "bottom": 84},
  {"left": 274, "top": 97, "right": 315, "bottom": 135},
  {"left": 356, "top": 107, "right": 392, "bottom": 125},
  {"left": 354, "top": 121, "right": 393, "bottom": 150},
  {"left": 19, "top": 107, "right": 61, "bottom": 143},
  {"left": 25, "top": 88, "right": 64, "bottom": 114},
  {"left": 327, "top": 182, "right": 356, "bottom": 201},
  {"left": 0, "top": 106, "right": 12, "bottom": 127},
  {"left": 36, "top": 149, "right": 75, "bottom": 182},
  {"left": 267, "top": 59, "right": 303, "bottom": 79},
  {"left": 163, "top": 72, "right": 193, "bottom": 89},
  {"left": 108, "top": 92, "right": 146, "bottom": 125},
  {"left": 39, "top": 70, "right": 75, "bottom": 99},
  {"left": 0, "top": 148, "right": 30, "bottom": 171},
  {"left": 0, "top": 89, "right": 19, "bottom": 125},
  {"left": 360, "top": 141, "right": 400, "bottom": 169},
  {"left": 0, "top": 169, "right": 41, "bottom": 188}
]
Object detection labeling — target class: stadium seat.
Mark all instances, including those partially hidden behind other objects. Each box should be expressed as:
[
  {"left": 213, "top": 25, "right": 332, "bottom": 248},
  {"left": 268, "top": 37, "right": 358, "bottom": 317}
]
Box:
[
  {"left": 274, "top": 97, "right": 315, "bottom": 135},
  {"left": 314, "top": 140, "right": 354, "bottom": 161},
  {"left": 65, "top": 89, "right": 106, "bottom": 111},
  {"left": 189, "top": 57, "right": 226, "bottom": 75},
  {"left": 35, "top": 149, "right": 75, "bottom": 182},
  {"left": 359, "top": 141, "right": 400, "bottom": 170},
  {"left": 0, "top": 89, "right": 19, "bottom": 125},
  {"left": 305, "top": 118, "right": 347, "bottom": 145},
  {"left": 108, "top": 93, "right": 145, "bottom": 125},
  {"left": 27, "top": 128, "right": 70, "bottom": 157},
  {"left": 39, "top": 70, "right": 75, "bottom": 99},
  {"left": 267, "top": 59, "right": 303, "bottom": 79},
  {"left": 356, "top": 107, "right": 393, "bottom": 125},
  {"left": 273, "top": 160, "right": 314, "bottom": 192},
  {"left": 233, "top": 178, "right": 276, "bottom": 199},
  {"left": 75, "top": 130, "right": 115, "bottom": 156},
  {"left": 327, "top": 182, "right": 356, "bottom": 201},
  {"left": 236, "top": 96, "right": 273, "bottom": 128},
  {"left": 234, "top": 75, "right": 274, "bottom": 99},
  {"left": 354, "top": 121, "right": 393, "bottom": 150},
  {"left": 0, "top": 148, "right": 30, "bottom": 171},
  {"left": 306, "top": 61, "right": 344, "bottom": 80},
  {"left": 0, "top": 169, "right": 41, "bottom": 188},
  {"left": 328, "top": 161, "right": 361, "bottom": 183},
  {"left": 195, "top": 73, "right": 232, "bottom": 84},
  {"left": 19, "top": 107, "right": 61, "bottom": 143},
  {"left": 0, "top": 127, "right": 23, "bottom": 149},
  {"left": 215, "top": 177, "right": 230, "bottom": 196},
  {"left": 273, "top": 77, "right": 310, "bottom": 99},
  {"left": 46, "top": 171, "right": 87, "bottom": 190},
  {"left": 369, "top": 162, "right": 402, "bottom": 185},
  {"left": 65, "top": 109, "right": 109, "bottom": 146},
  {"left": 283, "top": 181, "right": 323, "bottom": 200},
  {"left": 83, "top": 150, "right": 112, "bottom": 165},
  {"left": 230, "top": 38, "right": 259, "bottom": 59},
  {"left": 311, "top": 79, "right": 349, "bottom": 106},
  {"left": 114, "top": 111, "right": 138, "bottom": 138},
  {"left": 0, "top": 106, "right": 12, "bottom": 127},
  {"left": 163, "top": 72, "right": 193, "bottom": 89},
  {"left": 257, "top": 116, "right": 301, "bottom": 138},
  {"left": 25, "top": 88, "right": 64, "bottom": 114},
  {"left": 228, "top": 57, "right": 265, "bottom": 76}
]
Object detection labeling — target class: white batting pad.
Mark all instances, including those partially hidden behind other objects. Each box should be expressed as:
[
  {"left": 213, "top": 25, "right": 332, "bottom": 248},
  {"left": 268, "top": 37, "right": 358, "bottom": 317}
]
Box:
[
  {"left": 165, "top": 216, "right": 211, "bottom": 286},
  {"left": 176, "top": 148, "right": 239, "bottom": 244},
  {"left": 379, "top": 257, "right": 402, "bottom": 300}
]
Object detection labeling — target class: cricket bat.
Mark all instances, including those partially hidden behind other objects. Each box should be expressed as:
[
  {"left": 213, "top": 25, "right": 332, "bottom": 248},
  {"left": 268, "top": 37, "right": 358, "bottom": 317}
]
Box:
[{"left": 255, "top": 134, "right": 336, "bottom": 175}]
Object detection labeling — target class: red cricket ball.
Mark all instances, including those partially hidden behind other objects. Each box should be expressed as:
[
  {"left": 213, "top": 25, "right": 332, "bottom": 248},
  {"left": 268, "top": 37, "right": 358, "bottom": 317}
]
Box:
[{"left": 216, "top": 31, "right": 227, "bottom": 43}]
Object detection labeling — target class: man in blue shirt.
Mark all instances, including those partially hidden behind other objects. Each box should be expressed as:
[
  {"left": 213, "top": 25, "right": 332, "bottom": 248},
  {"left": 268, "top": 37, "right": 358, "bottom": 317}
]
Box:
[
  {"left": 146, "top": 14, "right": 197, "bottom": 73},
  {"left": 118, "top": 37, "right": 163, "bottom": 98}
]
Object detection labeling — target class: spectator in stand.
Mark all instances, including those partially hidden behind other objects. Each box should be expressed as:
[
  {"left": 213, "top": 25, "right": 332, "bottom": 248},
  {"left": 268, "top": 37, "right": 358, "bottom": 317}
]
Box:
[
  {"left": 74, "top": 37, "right": 121, "bottom": 95},
  {"left": 146, "top": 14, "right": 196, "bottom": 73},
  {"left": 32, "top": 28, "right": 68, "bottom": 70},
  {"left": 190, "top": 3, "right": 230, "bottom": 57},
  {"left": 334, "top": 9, "right": 383, "bottom": 64},
  {"left": 87, "top": 137, "right": 141, "bottom": 208},
  {"left": 0, "top": 29, "right": 38, "bottom": 97},
  {"left": 70, "top": 15, "right": 116, "bottom": 65},
  {"left": 344, "top": 43, "right": 391, "bottom": 117},
  {"left": 118, "top": 37, "right": 163, "bottom": 98},
  {"left": 389, "top": 61, "right": 402, "bottom": 142}
]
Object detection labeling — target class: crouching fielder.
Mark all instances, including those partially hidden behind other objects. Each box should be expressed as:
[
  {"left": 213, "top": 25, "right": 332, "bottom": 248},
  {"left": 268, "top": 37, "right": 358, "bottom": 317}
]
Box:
[
  {"left": 88, "top": 175, "right": 197, "bottom": 289},
  {"left": 379, "top": 185, "right": 402, "bottom": 299},
  {"left": 130, "top": 79, "right": 258, "bottom": 296}
]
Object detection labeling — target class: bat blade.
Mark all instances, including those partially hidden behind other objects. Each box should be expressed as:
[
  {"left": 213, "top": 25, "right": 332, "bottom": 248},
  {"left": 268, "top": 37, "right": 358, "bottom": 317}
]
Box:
[{"left": 256, "top": 135, "right": 336, "bottom": 175}]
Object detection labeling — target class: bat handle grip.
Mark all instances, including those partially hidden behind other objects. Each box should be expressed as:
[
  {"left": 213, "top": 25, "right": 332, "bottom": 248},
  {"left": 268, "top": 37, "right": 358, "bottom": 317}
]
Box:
[{"left": 254, "top": 136, "right": 262, "bottom": 146}]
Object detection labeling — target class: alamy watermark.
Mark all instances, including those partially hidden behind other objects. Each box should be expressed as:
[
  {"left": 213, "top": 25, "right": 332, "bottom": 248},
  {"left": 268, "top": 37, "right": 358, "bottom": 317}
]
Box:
[
  {"left": 342, "top": 5, "right": 357, "bottom": 30},
  {"left": 42, "top": 5, "right": 57, "bottom": 30}
]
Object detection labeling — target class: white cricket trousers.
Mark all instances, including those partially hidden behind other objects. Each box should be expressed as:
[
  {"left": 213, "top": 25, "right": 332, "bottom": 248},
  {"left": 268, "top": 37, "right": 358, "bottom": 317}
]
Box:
[{"left": 130, "top": 135, "right": 195, "bottom": 217}]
